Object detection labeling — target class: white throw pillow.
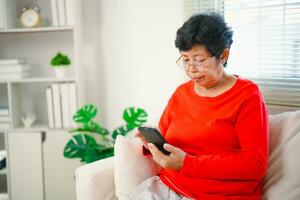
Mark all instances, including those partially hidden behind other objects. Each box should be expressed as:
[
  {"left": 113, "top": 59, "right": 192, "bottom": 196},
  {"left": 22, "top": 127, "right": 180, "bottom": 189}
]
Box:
[
  {"left": 114, "top": 135, "right": 161, "bottom": 200},
  {"left": 263, "top": 110, "right": 300, "bottom": 200}
]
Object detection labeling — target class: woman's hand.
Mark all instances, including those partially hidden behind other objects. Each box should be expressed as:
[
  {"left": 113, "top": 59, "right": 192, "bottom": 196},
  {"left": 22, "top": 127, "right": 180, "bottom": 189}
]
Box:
[{"left": 148, "top": 143, "right": 186, "bottom": 170}]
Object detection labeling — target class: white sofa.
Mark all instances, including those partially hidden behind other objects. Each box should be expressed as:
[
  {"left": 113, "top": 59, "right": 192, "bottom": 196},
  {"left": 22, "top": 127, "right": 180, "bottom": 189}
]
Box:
[{"left": 75, "top": 110, "right": 300, "bottom": 200}]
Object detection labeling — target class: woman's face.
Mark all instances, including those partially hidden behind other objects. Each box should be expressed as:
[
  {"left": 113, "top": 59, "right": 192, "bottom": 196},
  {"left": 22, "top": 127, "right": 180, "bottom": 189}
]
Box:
[{"left": 180, "top": 45, "right": 225, "bottom": 89}]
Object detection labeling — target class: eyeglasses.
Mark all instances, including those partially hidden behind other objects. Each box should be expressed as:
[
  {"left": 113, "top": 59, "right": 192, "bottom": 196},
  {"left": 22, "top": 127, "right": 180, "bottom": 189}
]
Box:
[{"left": 176, "top": 56, "right": 215, "bottom": 71}]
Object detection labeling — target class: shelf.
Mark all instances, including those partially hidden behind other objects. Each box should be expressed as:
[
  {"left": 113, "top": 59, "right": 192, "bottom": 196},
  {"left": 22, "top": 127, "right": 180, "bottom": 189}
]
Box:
[
  {"left": 0, "top": 77, "right": 75, "bottom": 83},
  {"left": 11, "top": 124, "right": 48, "bottom": 132},
  {"left": 1, "top": 125, "right": 70, "bottom": 132},
  {"left": 11, "top": 124, "right": 70, "bottom": 132},
  {"left": 0, "top": 26, "right": 74, "bottom": 34},
  {"left": 11, "top": 124, "right": 69, "bottom": 132}
]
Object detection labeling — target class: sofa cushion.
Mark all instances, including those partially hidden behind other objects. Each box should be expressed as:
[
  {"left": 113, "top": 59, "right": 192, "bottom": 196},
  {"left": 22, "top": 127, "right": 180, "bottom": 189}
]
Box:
[
  {"left": 114, "top": 135, "right": 161, "bottom": 200},
  {"left": 263, "top": 110, "right": 300, "bottom": 200}
]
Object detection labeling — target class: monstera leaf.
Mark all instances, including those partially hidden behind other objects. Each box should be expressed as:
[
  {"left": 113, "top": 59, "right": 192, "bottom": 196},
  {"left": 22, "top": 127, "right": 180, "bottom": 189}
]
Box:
[
  {"left": 123, "top": 107, "right": 148, "bottom": 126},
  {"left": 64, "top": 104, "right": 148, "bottom": 164},
  {"left": 64, "top": 134, "right": 114, "bottom": 163},
  {"left": 73, "top": 104, "right": 97, "bottom": 123},
  {"left": 112, "top": 107, "right": 148, "bottom": 139},
  {"left": 63, "top": 134, "right": 98, "bottom": 161},
  {"left": 83, "top": 145, "right": 114, "bottom": 163},
  {"left": 82, "top": 146, "right": 102, "bottom": 163},
  {"left": 112, "top": 123, "right": 136, "bottom": 139},
  {"left": 70, "top": 121, "right": 109, "bottom": 135},
  {"left": 85, "top": 146, "right": 114, "bottom": 162}
]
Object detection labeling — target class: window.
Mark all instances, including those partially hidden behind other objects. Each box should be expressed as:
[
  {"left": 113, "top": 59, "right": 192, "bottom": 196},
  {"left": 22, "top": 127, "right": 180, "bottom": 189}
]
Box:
[
  {"left": 184, "top": 0, "right": 300, "bottom": 108},
  {"left": 183, "top": 0, "right": 224, "bottom": 19}
]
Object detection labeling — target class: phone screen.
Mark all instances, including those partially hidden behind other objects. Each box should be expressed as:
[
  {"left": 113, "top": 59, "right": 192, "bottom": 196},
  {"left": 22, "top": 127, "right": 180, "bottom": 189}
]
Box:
[{"left": 138, "top": 126, "right": 170, "bottom": 155}]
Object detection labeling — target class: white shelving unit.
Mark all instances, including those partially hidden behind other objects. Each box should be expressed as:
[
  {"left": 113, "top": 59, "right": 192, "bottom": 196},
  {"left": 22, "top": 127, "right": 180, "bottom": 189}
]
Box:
[
  {"left": 0, "top": 0, "right": 82, "bottom": 199},
  {"left": 0, "top": 77, "right": 76, "bottom": 83},
  {"left": 0, "top": 29, "right": 78, "bottom": 130},
  {"left": 0, "top": 26, "right": 74, "bottom": 33}
]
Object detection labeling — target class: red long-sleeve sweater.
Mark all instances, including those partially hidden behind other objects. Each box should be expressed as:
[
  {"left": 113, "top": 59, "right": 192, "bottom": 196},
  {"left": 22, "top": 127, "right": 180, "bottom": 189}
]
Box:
[{"left": 158, "top": 77, "right": 269, "bottom": 200}]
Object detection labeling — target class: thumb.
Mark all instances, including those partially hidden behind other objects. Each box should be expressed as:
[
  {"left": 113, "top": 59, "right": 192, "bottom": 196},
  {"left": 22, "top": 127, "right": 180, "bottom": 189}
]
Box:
[{"left": 163, "top": 143, "right": 180, "bottom": 154}]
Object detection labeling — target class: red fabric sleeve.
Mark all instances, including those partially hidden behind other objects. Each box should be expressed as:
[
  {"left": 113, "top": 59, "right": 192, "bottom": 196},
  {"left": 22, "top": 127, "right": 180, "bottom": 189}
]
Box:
[
  {"left": 180, "top": 90, "right": 269, "bottom": 180},
  {"left": 159, "top": 97, "right": 175, "bottom": 137}
]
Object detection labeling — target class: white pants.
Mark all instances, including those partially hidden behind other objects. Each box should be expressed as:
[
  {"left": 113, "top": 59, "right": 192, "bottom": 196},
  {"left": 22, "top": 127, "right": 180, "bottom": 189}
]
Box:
[{"left": 130, "top": 176, "right": 192, "bottom": 200}]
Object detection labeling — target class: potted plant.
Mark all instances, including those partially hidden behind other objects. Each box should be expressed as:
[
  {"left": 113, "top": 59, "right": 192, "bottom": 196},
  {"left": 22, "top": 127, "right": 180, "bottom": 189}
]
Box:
[
  {"left": 63, "top": 104, "right": 148, "bottom": 163},
  {"left": 50, "top": 52, "right": 71, "bottom": 79}
]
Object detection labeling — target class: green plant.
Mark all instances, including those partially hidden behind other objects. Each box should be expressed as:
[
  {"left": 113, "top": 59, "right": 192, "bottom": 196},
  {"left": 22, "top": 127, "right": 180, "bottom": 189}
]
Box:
[
  {"left": 63, "top": 104, "right": 148, "bottom": 163},
  {"left": 50, "top": 52, "right": 71, "bottom": 68}
]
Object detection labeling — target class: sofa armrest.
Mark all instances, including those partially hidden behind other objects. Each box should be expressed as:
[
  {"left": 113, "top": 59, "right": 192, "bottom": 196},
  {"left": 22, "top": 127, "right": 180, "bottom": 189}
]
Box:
[{"left": 75, "top": 157, "right": 117, "bottom": 200}]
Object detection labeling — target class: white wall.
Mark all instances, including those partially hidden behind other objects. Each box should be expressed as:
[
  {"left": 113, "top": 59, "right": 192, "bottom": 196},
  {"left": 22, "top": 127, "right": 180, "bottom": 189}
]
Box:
[{"left": 79, "top": 0, "right": 185, "bottom": 130}]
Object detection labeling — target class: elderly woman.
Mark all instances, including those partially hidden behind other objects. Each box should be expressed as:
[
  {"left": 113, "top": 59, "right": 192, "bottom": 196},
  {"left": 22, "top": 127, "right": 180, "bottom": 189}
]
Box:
[{"left": 134, "top": 12, "right": 269, "bottom": 200}]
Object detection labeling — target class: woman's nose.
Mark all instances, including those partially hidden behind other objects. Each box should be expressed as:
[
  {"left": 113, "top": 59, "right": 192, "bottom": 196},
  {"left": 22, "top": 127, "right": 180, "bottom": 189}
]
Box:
[{"left": 188, "top": 65, "right": 199, "bottom": 73}]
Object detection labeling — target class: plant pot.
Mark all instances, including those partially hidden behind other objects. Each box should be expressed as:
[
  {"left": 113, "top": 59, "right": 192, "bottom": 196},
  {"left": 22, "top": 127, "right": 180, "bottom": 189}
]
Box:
[{"left": 54, "top": 67, "right": 67, "bottom": 79}]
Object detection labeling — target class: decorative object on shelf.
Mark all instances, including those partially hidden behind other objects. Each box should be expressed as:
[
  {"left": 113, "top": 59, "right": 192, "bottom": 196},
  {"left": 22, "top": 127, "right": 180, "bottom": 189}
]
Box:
[
  {"left": 20, "top": 5, "right": 41, "bottom": 28},
  {"left": 50, "top": 52, "right": 71, "bottom": 79},
  {"left": 63, "top": 104, "right": 148, "bottom": 163},
  {"left": 21, "top": 112, "right": 37, "bottom": 128},
  {"left": 0, "top": 150, "right": 6, "bottom": 170}
]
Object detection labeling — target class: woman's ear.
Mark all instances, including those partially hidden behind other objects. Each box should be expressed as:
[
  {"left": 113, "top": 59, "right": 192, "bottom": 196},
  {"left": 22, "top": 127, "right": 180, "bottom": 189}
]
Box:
[{"left": 221, "top": 48, "right": 230, "bottom": 64}]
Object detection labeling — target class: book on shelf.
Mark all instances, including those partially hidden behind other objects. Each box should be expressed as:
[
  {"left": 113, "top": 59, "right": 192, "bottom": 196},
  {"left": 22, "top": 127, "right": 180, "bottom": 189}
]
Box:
[
  {"left": 50, "top": 0, "right": 59, "bottom": 26},
  {"left": 0, "top": 58, "right": 27, "bottom": 65},
  {"left": 51, "top": 0, "right": 74, "bottom": 26},
  {"left": 46, "top": 83, "right": 77, "bottom": 128},
  {"left": 0, "top": 72, "right": 29, "bottom": 79},
  {"left": 65, "top": 0, "right": 75, "bottom": 26},
  {"left": 0, "top": 0, "right": 3, "bottom": 29},
  {"left": 0, "top": 59, "right": 30, "bottom": 80},
  {"left": 68, "top": 82, "right": 77, "bottom": 128},
  {"left": 57, "top": 0, "right": 66, "bottom": 26},
  {"left": 46, "top": 88, "right": 54, "bottom": 128},
  {"left": 51, "top": 84, "right": 62, "bottom": 128},
  {"left": 0, "top": 116, "right": 9, "bottom": 122},
  {"left": 0, "top": 0, "right": 17, "bottom": 29},
  {"left": 60, "top": 83, "right": 71, "bottom": 128},
  {"left": 0, "top": 64, "right": 30, "bottom": 73}
]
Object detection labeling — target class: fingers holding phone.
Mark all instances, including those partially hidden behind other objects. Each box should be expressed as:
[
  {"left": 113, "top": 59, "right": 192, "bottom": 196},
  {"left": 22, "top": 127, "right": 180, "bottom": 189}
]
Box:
[
  {"left": 147, "top": 143, "right": 186, "bottom": 170},
  {"left": 137, "top": 126, "right": 171, "bottom": 155}
]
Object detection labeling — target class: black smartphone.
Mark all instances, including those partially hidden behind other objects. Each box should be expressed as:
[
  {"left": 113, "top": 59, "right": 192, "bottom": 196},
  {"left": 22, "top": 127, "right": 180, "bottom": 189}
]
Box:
[{"left": 138, "top": 126, "right": 170, "bottom": 155}]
